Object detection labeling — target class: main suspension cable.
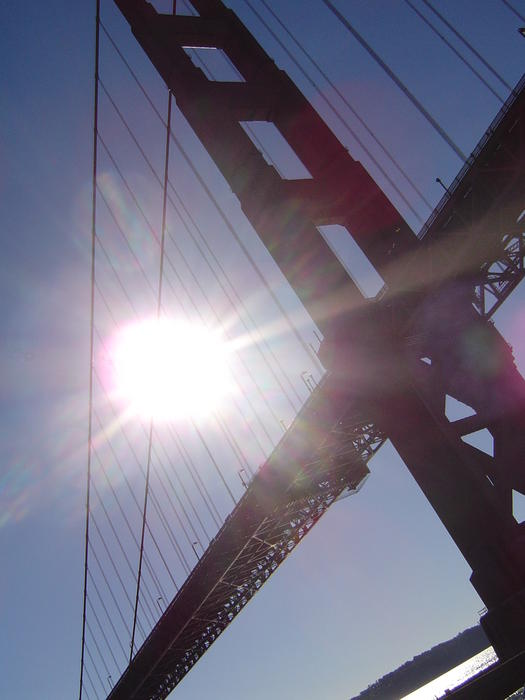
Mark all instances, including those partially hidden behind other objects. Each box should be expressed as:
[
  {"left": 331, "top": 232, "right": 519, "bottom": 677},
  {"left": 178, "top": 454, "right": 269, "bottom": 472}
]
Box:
[{"left": 79, "top": 1, "right": 100, "bottom": 698}]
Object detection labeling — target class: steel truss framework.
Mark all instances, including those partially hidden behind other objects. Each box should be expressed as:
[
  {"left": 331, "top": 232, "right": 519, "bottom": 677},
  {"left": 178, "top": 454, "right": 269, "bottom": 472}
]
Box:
[
  {"left": 108, "top": 374, "right": 376, "bottom": 699},
  {"left": 107, "top": 2, "right": 525, "bottom": 698},
  {"left": 418, "top": 74, "right": 525, "bottom": 319}
]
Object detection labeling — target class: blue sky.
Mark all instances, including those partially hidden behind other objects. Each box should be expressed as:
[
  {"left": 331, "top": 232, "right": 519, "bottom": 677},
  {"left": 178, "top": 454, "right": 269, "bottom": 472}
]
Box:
[{"left": 1, "top": 1, "right": 524, "bottom": 699}]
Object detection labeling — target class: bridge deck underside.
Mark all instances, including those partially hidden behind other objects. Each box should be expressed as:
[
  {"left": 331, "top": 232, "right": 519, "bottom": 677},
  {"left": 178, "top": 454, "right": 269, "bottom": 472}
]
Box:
[{"left": 108, "top": 374, "right": 375, "bottom": 700}]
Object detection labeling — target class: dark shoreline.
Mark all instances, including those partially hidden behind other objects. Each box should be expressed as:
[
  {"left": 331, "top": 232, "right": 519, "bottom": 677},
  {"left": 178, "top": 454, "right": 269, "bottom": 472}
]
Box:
[{"left": 350, "top": 625, "right": 490, "bottom": 700}]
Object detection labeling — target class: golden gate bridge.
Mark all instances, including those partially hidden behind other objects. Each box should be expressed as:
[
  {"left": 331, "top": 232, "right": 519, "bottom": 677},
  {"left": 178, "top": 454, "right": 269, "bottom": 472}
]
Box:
[{"left": 78, "top": 1, "right": 525, "bottom": 697}]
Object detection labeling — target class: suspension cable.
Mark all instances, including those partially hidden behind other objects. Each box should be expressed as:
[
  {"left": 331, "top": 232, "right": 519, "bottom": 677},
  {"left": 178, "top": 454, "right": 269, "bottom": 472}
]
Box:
[
  {"left": 91, "top": 470, "right": 163, "bottom": 621},
  {"left": 85, "top": 633, "right": 106, "bottom": 695},
  {"left": 257, "top": 0, "right": 434, "bottom": 212},
  {"left": 501, "top": 0, "right": 525, "bottom": 23},
  {"left": 87, "top": 570, "right": 128, "bottom": 660},
  {"left": 86, "top": 595, "right": 121, "bottom": 671},
  {"left": 129, "top": 89, "right": 173, "bottom": 663},
  {"left": 89, "top": 516, "right": 147, "bottom": 637},
  {"left": 93, "top": 395, "right": 189, "bottom": 586},
  {"left": 79, "top": 2, "right": 100, "bottom": 698},
  {"left": 321, "top": 0, "right": 467, "bottom": 162},
  {"left": 93, "top": 295, "right": 223, "bottom": 531},
  {"left": 240, "top": 1, "right": 421, "bottom": 223},
  {"left": 421, "top": 0, "right": 514, "bottom": 93}
]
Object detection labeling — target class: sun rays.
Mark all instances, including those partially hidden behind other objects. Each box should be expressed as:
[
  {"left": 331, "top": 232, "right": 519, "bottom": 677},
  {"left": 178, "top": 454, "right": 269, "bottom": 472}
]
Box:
[{"left": 108, "top": 318, "right": 234, "bottom": 422}]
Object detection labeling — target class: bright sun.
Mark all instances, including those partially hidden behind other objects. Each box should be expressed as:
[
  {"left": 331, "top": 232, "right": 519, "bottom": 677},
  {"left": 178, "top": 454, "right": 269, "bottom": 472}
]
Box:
[{"left": 110, "top": 319, "right": 233, "bottom": 421}]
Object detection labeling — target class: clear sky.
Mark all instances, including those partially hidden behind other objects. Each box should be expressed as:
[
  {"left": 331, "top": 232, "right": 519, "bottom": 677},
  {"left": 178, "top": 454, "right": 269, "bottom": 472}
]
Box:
[{"left": 1, "top": 1, "right": 524, "bottom": 699}]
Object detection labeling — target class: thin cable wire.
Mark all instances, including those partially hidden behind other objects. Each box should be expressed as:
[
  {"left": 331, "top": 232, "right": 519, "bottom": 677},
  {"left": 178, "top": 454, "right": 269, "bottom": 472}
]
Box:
[
  {"left": 92, "top": 407, "right": 184, "bottom": 590},
  {"left": 86, "top": 618, "right": 113, "bottom": 687},
  {"left": 244, "top": 0, "right": 425, "bottom": 220},
  {"left": 92, "top": 286, "right": 223, "bottom": 530},
  {"left": 94, "top": 406, "right": 183, "bottom": 594},
  {"left": 90, "top": 513, "right": 149, "bottom": 637},
  {"left": 86, "top": 595, "right": 121, "bottom": 670},
  {"left": 257, "top": 0, "right": 434, "bottom": 212},
  {"left": 91, "top": 475, "right": 161, "bottom": 623},
  {"left": 321, "top": 0, "right": 467, "bottom": 162},
  {"left": 84, "top": 638, "right": 105, "bottom": 696},
  {"left": 79, "top": 2, "right": 100, "bottom": 698},
  {"left": 129, "top": 88, "right": 172, "bottom": 662},
  {"left": 153, "top": 439, "right": 211, "bottom": 542},
  {"left": 149, "top": 445, "right": 205, "bottom": 550},
  {"left": 93, "top": 227, "right": 210, "bottom": 544},
  {"left": 501, "top": 0, "right": 525, "bottom": 23},
  {"left": 94, "top": 187, "right": 248, "bottom": 524},
  {"left": 192, "top": 421, "right": 236, "bottom": 504},
  {"left": 168, "top": 424, "right": 223, "bottom": 526},
  {"left": 93, "top": 321, "right": 221, "bottom": 532},
  {"left": 83, "top": 665, "right": 99, "bottom": 700},
  {"left": 403, "top": 0, "right": 505, "bottom": 103},
  {"left": 421, "top": 0, "right": 514, "bottom": 92},
  {"left": 87, "top": 570, "right": 128, "bottom": 661},
  {"left": 88, "top": 539, "right": 134, "bottom": 639}
]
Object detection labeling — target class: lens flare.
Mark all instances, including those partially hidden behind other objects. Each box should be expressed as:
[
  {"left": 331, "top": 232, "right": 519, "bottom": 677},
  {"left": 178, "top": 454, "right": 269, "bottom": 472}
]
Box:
[{"left": 110, "top": 319, "right": 233, "bottom": 421}]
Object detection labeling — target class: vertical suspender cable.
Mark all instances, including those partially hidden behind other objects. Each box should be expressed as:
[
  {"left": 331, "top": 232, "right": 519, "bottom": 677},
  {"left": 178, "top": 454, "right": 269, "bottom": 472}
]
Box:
[
  {"left": 129, "top": 89, "right": 173, "bottom": 662},
  {"left": 79, "top": 0, "right": 100, "bottom": 697},
  {"left": 321, "top": 0, "right": 468, "bottom": 162}
]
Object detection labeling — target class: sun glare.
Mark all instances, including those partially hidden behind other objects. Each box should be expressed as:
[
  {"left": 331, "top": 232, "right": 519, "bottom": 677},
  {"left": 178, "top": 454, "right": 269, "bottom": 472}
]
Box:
[{"left": 110, "top": 319, "right": 233, "bottom": 421}]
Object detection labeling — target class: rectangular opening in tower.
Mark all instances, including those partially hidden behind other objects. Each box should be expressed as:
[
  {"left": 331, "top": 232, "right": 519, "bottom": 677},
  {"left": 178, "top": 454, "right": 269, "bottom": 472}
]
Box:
[
  {"left": 317, "top": 224, "right": 385, "bottom": 298},
  {"left": 240, "top": 121, "right": 313, "bottom": 180},
  {"left": 183, "top": 47, "right": 245, "bottom": 82},
  {"left": 150, "top": 0, "right": 199, "bottom": 14}
]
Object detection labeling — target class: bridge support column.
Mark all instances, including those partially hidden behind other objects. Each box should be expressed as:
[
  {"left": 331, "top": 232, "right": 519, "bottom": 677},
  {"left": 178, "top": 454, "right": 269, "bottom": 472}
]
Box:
[{"left": 320, "top": 298, "right": 525, "bottom": 661}]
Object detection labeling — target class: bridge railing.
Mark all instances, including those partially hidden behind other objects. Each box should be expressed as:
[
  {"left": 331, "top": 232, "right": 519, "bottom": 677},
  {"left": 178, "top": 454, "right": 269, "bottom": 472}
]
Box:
[{"left": 418, "top": 72, "right": 525, "bottom": 241}]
